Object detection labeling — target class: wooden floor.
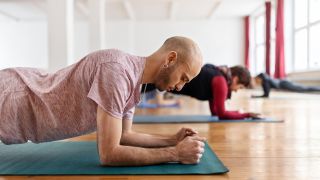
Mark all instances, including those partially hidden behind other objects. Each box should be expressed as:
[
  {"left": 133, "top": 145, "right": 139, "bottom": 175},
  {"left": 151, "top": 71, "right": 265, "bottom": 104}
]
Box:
[{"left": 2, "top": 90, "right": 320, "bottom": 180}]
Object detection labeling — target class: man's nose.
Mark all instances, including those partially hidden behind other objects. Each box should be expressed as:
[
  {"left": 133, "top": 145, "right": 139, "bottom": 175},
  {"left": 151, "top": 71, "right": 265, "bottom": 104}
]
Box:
[{"left": 175, "top": 82, "right": 186, "bottom": 91}]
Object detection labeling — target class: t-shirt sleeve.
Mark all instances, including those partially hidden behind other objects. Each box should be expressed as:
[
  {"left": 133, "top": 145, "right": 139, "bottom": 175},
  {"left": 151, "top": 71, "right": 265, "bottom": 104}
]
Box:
[
  {"left": 87, "top": 63, "right": 132, "bottom": 119},
  {"left": 123, "top": 107, "right": 135, "bottom": 120}
]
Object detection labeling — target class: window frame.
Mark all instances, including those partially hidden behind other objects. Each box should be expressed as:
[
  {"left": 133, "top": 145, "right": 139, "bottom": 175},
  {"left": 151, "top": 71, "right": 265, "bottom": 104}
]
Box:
[
  {"left": 293, "top": 0, "right": 320, "bottom": 72},
  {"left": 252, "top": 6, "right": 276, "bottom": 76}
]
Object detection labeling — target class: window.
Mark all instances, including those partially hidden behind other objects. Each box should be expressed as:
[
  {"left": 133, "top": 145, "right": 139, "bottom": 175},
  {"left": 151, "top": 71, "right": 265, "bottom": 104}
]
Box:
[
  {"left": 294, "top": 0, "right": 320, "bottom": 71},
  {"left": 251, "top": 4, "right": 276, "bottom": 76},
  {"left": 256, "top": 15, "right": 265, "bottom": 45},
  {"left": 294, "top": 29, "right": 308, "bottom": 70},
  {"left": 310, "top": 0, "right": 320, "bottom": 23},
  {"left": 309, "top": 23, "right": 320, "bottom": 68},
  {"left": 256, "top": 45, "right": 265, "bottom": 73},
  {"left": 253, "top": 14, "right": 265, "bottom": 75},
  {"left": 294, "top": 0, "right": 308, "bottom": 28}
]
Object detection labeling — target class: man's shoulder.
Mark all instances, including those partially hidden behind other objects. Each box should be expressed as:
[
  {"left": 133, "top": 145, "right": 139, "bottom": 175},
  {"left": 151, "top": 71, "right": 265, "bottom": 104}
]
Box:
[
  {"left": 84, "top": 49, "right": 132, "bottom": 68},
  {"left": 89, "top": 49, "right": 127, "bottom": 61},
  {"left": 87, "top": 49, "right": 144, "bottom": 81}
]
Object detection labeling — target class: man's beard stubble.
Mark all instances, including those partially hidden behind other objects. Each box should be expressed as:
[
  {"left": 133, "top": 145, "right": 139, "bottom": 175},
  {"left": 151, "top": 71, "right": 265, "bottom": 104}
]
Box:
[{"left": 154, "top": 67, "right": 173, "bottom": 91}]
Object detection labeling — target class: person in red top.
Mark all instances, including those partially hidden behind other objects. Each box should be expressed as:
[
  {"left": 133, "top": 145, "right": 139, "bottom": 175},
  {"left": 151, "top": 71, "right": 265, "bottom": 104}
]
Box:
[
  {"left": 175, "top": 64, "right": 260, "bottom": 119},
  {"left": 177, "top": 64, "right": 260, "bottom": 119},
  {"left": 143, "top": 64, "right": 260, "bottom": 120}
]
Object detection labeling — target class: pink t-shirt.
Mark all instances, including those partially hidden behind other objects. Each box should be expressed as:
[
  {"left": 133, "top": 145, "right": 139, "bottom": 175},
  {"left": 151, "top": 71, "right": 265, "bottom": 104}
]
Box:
[{"left": 0, "top": 49, "right": 146, "bottom": 145}]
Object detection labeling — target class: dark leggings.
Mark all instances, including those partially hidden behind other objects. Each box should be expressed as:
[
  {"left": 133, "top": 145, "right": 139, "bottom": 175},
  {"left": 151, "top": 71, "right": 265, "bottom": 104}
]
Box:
[{"left": 279, "top": 80, "right": 320, "bottom": 92}]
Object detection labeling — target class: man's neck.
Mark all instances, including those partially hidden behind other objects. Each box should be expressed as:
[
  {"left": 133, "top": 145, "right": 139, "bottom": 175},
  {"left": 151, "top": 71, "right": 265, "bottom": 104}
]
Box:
[{"left": 142, "top": 54, "right": 163, "bottom": 84}]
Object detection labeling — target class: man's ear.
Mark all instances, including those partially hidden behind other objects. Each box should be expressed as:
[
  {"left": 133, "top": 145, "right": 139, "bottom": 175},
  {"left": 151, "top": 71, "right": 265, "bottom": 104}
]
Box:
[{"left": 166, "top": 51, "right": 178, "bottom": 65}]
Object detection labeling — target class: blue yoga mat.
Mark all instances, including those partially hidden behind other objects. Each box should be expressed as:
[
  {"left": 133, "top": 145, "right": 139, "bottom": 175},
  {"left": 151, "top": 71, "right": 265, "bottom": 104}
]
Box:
[
  {"left": 0, "top": 141, "right": 229, "bottom": 175},
  {"left": 133, "top": 115, "right": 283, "bottom": 123},
  {"left": 137, "top": 102, "right": 180, "bottom": 109}
]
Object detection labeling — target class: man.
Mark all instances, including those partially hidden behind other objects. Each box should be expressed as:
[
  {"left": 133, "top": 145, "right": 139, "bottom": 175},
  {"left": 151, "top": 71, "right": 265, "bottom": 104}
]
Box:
[
  {"left": 252, "top": 73, "right": 320, "bottom": 98},
  {"left": 0, "top": 36, "right": 205, "bottom": 166},
  {"left": 142, "top": 64, "right": 260, "bottom": 119}
]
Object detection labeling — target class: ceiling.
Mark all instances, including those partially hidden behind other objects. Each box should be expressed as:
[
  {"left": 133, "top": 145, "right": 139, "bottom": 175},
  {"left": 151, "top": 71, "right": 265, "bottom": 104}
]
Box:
[{"left": 0, "top": 0, "right": 265, "bottom": 22}]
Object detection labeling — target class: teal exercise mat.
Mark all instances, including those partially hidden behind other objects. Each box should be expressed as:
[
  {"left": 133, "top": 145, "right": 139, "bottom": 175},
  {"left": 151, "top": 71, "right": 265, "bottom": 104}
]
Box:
[
  {"left": 0, "top": 141, "right": 229, "bottom": 175},
  {"left": 133, "top": 115, "right": 284, "bottom": 123}
]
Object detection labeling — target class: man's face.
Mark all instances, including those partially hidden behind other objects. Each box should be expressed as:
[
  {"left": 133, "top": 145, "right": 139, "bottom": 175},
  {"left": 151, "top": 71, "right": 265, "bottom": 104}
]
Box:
[
  {"left": 254, "top": 77, "right": 262, "bottom": 85},
  {"left": 154, "top": 61, "right": 200, "bottom": 92},
  {"left": 230, "top": 76, "right": 245, "bottom": 92}
]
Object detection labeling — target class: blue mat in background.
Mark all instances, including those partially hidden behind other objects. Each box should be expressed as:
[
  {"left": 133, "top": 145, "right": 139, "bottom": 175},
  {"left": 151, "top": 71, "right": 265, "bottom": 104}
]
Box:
[
  {"left": 133, "top": 115, "right": 284, "bottom": 123},
  {"left": 0, "top": 141, "right": 229, "bottom": 175},
  {"left": 137, "top": 102, "right": 180, "bottom": 109}
]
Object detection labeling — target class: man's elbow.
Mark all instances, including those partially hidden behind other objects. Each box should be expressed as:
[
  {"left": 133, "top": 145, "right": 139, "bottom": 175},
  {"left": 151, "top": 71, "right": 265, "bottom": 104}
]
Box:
[
  {"left": 99, "top": 157, "right": 112, "bottom": 166},
  {"left": 100, "top": 159, "right": 119, "bottom": 166},
  {"left": 99, "top": 148, "right": 120, "bottom": 166},
  {"left": 99, "top": 150, "right": 112, "bottom": 166},
  {"left": 99, "top": 153, "right": 120, "bottom": 166}
]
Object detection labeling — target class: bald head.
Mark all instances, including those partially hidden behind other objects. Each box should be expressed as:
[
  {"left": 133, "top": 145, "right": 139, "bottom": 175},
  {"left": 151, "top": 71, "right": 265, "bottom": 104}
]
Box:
[
  {"left": 159, "top": 36, "right": 203, "bottom": 69},
  {"left": 149, "top": 36, "right": 203, "bottom": 91}
]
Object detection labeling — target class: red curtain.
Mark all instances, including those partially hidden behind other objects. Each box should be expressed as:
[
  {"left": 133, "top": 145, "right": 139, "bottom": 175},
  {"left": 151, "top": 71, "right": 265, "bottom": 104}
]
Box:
[
  {"left": 274, "top": 0, "right": 286, "bottom": 79},
  {"left": 244, "top": 16, "right": 250, "bottom": 69},
  {"left": 265, "top": 2, "right": 271, "bottom": 75}
]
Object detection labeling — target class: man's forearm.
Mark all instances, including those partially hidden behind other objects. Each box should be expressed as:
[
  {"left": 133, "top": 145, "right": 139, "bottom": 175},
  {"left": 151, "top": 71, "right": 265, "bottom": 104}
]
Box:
[
  {"left": 100, "top": 145, "right": 178, "bottom": 166},
  {"left": 120, "top": 131, "right": 176, "bottom": 148}
]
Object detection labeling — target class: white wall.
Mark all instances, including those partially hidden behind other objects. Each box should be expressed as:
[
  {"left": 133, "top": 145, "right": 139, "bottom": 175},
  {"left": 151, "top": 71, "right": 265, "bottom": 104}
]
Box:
[
  {"left": 74, "top": 21, "right": 90, "bottom": 61},
  {"left": 102, "top": 18, "right": 245, "bottom": 67},
  {"left": 105, "top": 21, "right": 136, "bottom": 54},
  {"left": 0, "top": 17, "right": 245, "bottom": 70},
  {"left": 0, "top": 21, "right": 48, "bottom": 70},
  {"left": 132, "top": 18, "right": 244, "bottom": 66},
  {"left": 0, "top": 20, "right": 89, "bottom": 70}
]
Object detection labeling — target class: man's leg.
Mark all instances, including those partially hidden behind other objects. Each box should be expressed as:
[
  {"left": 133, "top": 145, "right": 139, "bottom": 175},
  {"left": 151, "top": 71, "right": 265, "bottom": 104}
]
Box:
[{"left": 280, "top": 80, "right": 320, "bottom": 92}]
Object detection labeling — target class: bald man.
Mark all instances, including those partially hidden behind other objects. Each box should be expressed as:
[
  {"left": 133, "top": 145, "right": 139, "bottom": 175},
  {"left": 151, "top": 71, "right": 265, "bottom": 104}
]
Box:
[{"left": 0, "top": 36, "right": 205, "bottom": 166}]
